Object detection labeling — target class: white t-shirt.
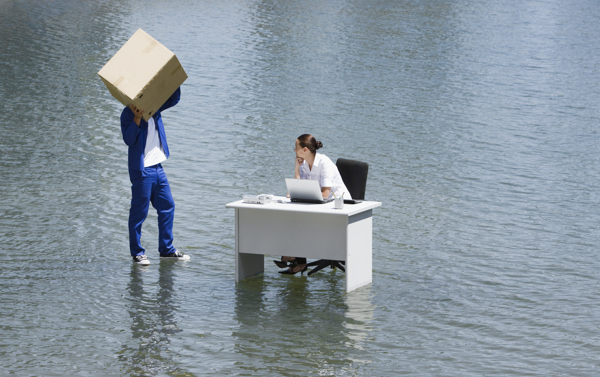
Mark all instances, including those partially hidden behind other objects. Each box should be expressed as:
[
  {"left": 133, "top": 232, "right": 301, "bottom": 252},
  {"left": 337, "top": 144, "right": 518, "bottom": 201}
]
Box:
[
  {"left": 299, "top": 153, "right": 351, "bottom": 200},
  {"left": 144, "top": 117, "right": 167, "bottom": 167}
]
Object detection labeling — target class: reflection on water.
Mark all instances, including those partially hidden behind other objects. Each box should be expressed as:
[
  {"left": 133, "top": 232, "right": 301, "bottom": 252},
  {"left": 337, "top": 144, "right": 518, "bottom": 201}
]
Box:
[
  {"left": 120, "top": 262, "right": 187, "bottom": 376},
  {"left": 233, "top": 274, "right": 374, "bottom": 375},
  {"left": 343, "top": 287, "right": 375, "bottom": 351}
]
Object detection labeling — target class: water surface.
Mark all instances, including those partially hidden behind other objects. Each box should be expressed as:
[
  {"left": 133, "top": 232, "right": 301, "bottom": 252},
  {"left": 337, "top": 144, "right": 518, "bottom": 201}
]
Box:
[{"left": 1, "top": 0, "right": 600, "bottom": 375}]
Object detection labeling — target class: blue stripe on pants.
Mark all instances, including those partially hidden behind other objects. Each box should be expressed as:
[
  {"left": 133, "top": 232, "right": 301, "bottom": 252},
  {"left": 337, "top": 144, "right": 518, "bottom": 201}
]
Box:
[{"left": 129, "top": 164, "right": 176, "bottom": 257}]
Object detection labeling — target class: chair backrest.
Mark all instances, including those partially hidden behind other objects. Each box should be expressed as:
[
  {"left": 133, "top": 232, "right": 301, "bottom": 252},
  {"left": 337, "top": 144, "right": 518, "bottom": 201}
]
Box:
[{"left": 336, "top": 158, "right": 369, "bottom": 200}]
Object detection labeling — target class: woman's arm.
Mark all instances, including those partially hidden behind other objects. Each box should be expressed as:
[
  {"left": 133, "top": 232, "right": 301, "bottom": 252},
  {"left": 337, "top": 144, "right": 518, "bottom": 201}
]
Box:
[{"left": 321, "top": 187, "right": 331, "bottom": 199}]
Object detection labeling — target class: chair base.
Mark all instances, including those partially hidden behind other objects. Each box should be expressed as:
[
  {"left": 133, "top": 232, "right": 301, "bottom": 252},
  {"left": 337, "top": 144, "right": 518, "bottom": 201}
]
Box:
[{"left": 307, "top": 259, "right": 346, "bottom": 276}]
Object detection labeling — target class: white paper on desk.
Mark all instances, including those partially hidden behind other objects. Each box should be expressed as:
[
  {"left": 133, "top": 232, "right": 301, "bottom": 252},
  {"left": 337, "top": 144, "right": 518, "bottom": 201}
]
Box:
[{"left": 272, "top": 196, "right": 290, "bottom": 203}]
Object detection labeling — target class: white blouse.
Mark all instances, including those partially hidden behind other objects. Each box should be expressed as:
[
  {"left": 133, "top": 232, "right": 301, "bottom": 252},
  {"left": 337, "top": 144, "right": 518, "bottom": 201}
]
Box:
[{"left": 299, "top": 153, "right": 351, "bottom": 200}]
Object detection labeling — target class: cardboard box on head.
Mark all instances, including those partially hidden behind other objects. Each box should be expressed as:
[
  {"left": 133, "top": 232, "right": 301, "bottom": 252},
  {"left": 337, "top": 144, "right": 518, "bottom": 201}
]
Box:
[{"left": 98, "top": 29, "right": 187, "bottom": 122}]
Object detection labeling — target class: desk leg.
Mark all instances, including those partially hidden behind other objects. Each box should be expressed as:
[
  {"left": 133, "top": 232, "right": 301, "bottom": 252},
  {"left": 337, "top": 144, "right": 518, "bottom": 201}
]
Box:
[
  {"left": 234, "top": 209, "right": 264, "bottom": 282},
  {"left": 346, "top": 212, "right": 373, "bottom": 293},
  {"left": 236, "top": 253, "right": 264, "bottom": 282}
]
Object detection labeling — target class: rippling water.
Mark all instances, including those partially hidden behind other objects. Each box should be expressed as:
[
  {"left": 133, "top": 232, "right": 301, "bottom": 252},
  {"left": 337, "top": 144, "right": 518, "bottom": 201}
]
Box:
[{"left": 2, "top": 0, "right": 600, "bottom": 375}]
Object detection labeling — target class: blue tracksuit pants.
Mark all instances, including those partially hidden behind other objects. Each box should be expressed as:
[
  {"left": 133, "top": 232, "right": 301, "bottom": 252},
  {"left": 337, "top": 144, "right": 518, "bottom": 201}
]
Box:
[{"left": 129, "top": 164, "right": 176, "bottom": 257}]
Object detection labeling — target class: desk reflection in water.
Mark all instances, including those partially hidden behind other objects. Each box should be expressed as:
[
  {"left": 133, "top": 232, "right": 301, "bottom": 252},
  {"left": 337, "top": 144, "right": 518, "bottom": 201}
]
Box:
[
  {"left": 233, "top": 274, "right": 375, "bottom": 375},
  {"left": 119, "top": 262, "right": 188, "bottom": 375}
]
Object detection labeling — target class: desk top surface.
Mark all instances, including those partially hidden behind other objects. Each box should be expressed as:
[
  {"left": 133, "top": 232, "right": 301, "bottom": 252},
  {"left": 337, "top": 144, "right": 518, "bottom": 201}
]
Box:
[{"left": 226, "top": 198, "right": 381, "bottom": 216}]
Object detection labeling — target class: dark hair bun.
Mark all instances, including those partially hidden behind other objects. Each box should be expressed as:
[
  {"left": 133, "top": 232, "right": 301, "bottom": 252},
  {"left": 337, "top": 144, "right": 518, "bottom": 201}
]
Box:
[{"left": 315, "top": 140, "right": 323, "bottom": 150}]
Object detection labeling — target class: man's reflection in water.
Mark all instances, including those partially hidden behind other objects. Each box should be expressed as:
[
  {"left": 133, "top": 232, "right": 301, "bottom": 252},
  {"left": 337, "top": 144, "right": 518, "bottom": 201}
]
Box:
[
  {"left": 120, "top": 262, "right": 186, "bottom": 375},
  {"left": 232, "top": 273, "right": 375, "bottom": 375}
]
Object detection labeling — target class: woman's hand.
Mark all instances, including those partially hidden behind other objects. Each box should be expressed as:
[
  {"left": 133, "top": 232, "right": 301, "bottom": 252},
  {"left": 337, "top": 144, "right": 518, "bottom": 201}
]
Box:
[{"left": 294, "top": 157, "right": 303, "bottom": 178}]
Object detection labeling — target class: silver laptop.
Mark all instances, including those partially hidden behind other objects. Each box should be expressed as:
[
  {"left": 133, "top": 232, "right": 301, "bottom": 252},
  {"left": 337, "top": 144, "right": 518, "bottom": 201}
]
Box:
[{"left": 285, "top": 178, "right": 334, "bottom": 204}]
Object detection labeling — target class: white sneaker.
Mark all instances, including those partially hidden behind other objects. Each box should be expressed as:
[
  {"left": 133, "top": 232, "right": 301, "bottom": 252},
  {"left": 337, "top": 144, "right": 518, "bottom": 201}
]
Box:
[
  {"left": 160, "top": 251, "right": 190, "bottom": 261},
  {"left": 132, "top": 255, "right": 150, "bottom": 265}
]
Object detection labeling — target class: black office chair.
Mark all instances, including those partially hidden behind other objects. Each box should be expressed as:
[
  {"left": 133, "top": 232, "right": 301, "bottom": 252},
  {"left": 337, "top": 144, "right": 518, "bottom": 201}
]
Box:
[{"left": 306, "top": 158, "right": 369, "bottom": 276}]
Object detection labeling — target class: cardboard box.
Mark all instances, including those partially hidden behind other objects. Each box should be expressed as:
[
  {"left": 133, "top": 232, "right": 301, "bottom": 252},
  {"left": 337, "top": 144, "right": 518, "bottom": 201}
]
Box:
[{"left": 98, "top": 28, "right": 187, "bottom": 121}]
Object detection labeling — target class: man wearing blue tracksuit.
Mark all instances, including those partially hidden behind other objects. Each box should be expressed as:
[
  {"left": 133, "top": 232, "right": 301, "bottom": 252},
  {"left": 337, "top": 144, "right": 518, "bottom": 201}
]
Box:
[{"left": 121, "top": 87, "right": 190, "bottom": 265}]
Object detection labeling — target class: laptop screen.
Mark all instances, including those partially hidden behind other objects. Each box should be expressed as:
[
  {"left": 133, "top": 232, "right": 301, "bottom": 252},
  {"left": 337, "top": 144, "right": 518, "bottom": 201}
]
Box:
[{"left": 285, "top": 178, "right": 329, "bottom": 202}]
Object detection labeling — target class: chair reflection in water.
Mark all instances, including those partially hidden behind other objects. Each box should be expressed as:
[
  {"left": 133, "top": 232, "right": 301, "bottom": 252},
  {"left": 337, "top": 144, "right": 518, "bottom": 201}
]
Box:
[{"left": 306, "top": 158, "right": 369, "bottom": 276}]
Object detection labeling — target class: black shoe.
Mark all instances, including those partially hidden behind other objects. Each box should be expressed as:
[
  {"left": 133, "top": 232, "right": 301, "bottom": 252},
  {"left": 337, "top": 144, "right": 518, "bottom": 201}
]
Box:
[
  {"left": 160, "top": 250, "right": 190, "bottom": 260},
  {"left": 279, "top": 264, "right": 307, "bottom": 275},
  {"left": 274, "top": 258, "right": 298, "bottom": 268}
]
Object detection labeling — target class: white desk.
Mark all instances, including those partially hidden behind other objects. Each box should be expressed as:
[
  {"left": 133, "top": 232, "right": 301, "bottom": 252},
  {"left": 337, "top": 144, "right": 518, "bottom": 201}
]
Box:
[{"left": 225, "top": 199, "right": 381, "bottom": 292}]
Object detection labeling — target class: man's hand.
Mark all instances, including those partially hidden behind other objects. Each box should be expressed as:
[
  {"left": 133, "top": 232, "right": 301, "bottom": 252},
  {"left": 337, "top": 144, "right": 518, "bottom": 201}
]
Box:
[{"left": 129, "top": 105, "right": 144, "bottom": 126}]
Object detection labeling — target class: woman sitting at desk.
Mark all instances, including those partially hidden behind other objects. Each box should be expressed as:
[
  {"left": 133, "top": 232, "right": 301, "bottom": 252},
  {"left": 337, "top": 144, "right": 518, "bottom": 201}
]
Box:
[{"left": 275, "top": 134, "right": 351, "bottom": 275}]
